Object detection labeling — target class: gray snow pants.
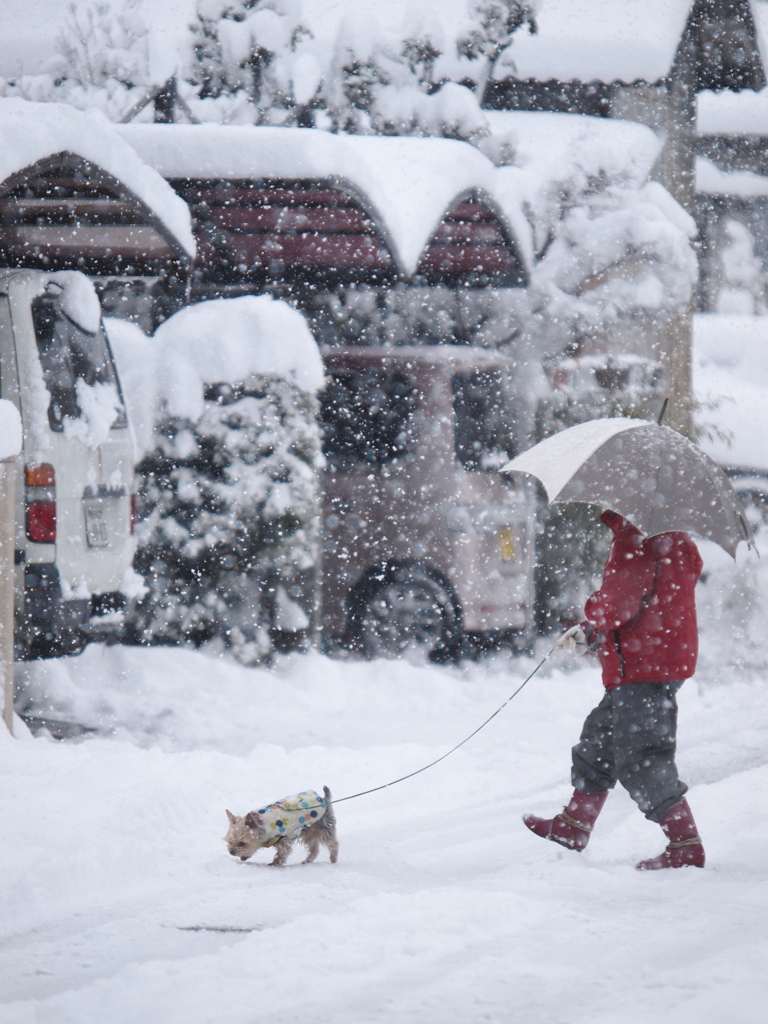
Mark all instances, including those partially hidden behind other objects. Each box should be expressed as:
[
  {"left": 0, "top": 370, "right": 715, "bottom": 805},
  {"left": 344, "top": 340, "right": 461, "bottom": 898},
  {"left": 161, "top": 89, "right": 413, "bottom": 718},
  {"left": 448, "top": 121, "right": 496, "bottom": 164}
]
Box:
[{"left": 571, "top": 681, "right": 688, "bottom": 823}]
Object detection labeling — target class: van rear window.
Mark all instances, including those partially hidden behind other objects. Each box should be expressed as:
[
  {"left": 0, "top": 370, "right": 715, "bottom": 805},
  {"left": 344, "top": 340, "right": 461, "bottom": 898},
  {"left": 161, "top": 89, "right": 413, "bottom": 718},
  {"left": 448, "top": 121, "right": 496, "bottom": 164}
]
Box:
[
  {"left": 31, "top": 294, "right": 127, "bottom": 432},
  {"left": 452, "top": 369, "right": 515, "bottom": 471},
  {"left": 320, "top": 368, "right": 416, "bottom": 468}
]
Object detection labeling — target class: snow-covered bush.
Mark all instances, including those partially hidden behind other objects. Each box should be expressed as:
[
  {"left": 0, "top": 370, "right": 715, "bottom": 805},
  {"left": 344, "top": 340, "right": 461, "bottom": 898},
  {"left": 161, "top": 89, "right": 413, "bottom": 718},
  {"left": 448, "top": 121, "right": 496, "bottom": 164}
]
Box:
[
  {"left": 107, "top": 296, "right": 324, "bottom": 664},
  {"left": 489, "top": 113, "right": 699, "bottom": 352},
  {"left": 528, "top": 180, "right": 698, "bottom": 339},
  {"left": 55, "top": 0, "right": 151, "bottom": 89},
  {"left": 130, "top": 376, "right": 319, "bottom": 663},
  {"left": 0, "top": 0, "right": 152, "bottom": 121},
  {"left": 184, "top": 0, "right": 496, "bottom": 141}
]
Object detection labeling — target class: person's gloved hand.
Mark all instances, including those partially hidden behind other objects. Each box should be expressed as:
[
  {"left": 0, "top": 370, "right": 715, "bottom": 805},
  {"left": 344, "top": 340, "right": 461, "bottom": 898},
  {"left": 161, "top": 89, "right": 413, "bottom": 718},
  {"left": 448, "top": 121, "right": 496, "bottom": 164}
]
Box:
[
  {"left": 556, "top": 624, "right": 604, "bottom": 654},
  {"left": 555, "top": 625, "right": 587, "bottom": 653}
]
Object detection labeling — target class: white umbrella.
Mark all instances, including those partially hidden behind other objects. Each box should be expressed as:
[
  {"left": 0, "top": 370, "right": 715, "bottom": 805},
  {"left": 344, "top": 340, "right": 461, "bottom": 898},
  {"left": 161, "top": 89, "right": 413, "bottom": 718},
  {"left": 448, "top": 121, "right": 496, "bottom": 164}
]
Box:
[{"left": 503, "top": 417, "right": 753, "bottom": 558}]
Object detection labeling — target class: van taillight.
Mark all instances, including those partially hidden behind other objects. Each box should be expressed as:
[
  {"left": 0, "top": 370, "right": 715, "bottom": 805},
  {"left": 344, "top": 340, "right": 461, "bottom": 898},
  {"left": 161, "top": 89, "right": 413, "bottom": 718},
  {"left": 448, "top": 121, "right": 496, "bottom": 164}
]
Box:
[{"left": 25, "top": 464, "right": 56, "bottom": 543}]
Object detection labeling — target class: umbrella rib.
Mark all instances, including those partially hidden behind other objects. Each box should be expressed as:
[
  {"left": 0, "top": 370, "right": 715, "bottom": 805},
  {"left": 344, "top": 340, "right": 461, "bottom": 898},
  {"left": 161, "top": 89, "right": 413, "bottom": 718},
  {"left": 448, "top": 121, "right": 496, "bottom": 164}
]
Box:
[{"left": 647, "top": 435, "right": 665, "bottom": 536}]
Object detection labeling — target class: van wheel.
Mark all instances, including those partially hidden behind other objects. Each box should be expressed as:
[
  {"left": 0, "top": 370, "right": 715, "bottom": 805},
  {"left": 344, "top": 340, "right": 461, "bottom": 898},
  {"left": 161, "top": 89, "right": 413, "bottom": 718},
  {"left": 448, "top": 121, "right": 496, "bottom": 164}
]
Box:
[{"left": 348, "top": 565, "right": 461, "bottom": 661}]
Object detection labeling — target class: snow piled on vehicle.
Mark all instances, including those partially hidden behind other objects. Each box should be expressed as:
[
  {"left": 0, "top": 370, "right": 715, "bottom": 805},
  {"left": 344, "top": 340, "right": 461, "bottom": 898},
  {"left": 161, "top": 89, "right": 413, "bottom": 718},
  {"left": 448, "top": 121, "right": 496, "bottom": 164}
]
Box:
[{"left": 63, "top": 380, "right": 123, "bottom": 449}]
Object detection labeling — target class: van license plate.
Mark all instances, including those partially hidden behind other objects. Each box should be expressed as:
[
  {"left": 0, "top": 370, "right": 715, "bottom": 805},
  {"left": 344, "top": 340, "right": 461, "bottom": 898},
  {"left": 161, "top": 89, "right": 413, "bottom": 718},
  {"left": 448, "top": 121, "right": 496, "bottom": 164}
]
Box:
[{"left": 84, "top": 505, "right": 109, "bottom": 547}]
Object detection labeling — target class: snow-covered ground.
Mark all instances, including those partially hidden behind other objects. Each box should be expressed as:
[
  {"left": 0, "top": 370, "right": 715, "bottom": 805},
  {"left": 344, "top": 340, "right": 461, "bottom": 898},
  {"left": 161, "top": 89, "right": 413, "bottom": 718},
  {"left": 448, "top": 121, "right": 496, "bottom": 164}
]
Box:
[
  {"left": 694, "top": 313, "right": 768, "bottom": 469},
  {"left": 2, "top": 571, "right": 768, "bottom": 1024},
  {"left": 0, "top": 317, "right": 765, "bottom": 1024}
]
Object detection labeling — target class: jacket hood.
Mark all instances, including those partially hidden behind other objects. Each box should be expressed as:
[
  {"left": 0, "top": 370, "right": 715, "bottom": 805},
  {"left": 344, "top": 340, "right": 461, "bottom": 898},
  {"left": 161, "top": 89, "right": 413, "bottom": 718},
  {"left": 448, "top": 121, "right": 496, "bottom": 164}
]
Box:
[{"left": 600, "top": 510, "right": 643, "bottom": 539}]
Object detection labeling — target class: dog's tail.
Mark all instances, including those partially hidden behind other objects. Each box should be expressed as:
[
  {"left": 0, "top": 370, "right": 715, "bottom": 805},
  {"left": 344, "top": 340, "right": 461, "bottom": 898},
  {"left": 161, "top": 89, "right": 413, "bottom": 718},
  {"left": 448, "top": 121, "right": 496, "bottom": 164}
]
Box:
[{"left": 322, "top": 785, "right": 336, "bottom": 827}]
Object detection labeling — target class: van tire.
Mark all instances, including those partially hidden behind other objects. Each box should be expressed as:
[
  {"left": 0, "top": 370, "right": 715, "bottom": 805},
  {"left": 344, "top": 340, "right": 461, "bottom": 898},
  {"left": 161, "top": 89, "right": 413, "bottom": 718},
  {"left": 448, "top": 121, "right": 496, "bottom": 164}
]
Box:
[{"left": 346, "top": 562, "right": 462, "bottom": 661}]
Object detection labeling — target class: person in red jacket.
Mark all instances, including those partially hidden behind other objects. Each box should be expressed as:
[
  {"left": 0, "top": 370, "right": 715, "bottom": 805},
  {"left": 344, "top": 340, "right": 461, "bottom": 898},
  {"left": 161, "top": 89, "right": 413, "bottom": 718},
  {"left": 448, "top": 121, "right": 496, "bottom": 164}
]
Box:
[{"left": 524, "top": 510, "right": 705, "bottom": 870}]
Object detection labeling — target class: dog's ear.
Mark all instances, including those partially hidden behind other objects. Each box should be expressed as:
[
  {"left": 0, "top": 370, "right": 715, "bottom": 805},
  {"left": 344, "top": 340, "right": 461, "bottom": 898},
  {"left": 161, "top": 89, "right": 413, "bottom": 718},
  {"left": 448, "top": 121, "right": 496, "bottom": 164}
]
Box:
[
  {"left": 225, "top": 809, "right": 237, "bottom": 825},
  {"left": 244, "top": 811, "right": 261, "bottom": 830}
]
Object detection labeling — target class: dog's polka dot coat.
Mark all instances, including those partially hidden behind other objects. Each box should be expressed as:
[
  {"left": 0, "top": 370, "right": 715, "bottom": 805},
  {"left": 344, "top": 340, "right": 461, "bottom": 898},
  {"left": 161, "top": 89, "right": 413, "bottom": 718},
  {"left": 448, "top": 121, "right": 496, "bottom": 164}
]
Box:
[{"left": 257, "top": 791, "right": 326, "bottom": 846}]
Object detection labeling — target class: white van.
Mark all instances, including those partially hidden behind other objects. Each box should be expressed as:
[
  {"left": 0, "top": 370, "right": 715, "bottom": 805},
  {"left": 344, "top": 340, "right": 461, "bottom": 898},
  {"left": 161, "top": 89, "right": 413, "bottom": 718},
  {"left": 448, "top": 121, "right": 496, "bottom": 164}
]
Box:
[{"left": 0, "top": 269, "right": 135, "bottom": 659}]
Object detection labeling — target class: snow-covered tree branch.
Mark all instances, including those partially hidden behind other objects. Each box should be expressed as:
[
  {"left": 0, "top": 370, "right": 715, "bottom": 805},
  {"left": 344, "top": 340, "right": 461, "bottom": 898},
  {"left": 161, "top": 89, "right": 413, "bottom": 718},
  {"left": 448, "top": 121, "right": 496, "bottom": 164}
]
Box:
[{"left": 458, "top": 0, "right": 538, "bottom": 101}]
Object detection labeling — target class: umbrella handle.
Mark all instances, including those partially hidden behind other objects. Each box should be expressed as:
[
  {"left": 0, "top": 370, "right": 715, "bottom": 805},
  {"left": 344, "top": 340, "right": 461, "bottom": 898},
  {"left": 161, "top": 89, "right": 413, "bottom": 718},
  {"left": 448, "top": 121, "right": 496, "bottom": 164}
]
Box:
[
  {"left": 657, "top": 397, "right": 669, "bottom": 425},
  {"left": 555, "top": 625, "right": 583, "bottom": 648}
]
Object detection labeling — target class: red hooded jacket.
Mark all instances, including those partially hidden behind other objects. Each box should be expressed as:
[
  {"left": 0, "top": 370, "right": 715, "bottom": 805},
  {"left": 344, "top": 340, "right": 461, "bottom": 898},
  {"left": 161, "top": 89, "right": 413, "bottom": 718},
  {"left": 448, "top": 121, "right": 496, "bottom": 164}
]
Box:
[{"left": 584, "top": 511, "right": 703, "bottom": 690}]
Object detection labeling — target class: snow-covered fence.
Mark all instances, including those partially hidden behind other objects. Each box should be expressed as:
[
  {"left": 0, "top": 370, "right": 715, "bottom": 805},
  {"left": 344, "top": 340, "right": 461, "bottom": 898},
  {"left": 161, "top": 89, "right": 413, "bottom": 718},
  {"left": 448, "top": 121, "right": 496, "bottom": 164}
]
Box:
[{"left": 0, "top": 401, "right": 22, "bottom": 734}]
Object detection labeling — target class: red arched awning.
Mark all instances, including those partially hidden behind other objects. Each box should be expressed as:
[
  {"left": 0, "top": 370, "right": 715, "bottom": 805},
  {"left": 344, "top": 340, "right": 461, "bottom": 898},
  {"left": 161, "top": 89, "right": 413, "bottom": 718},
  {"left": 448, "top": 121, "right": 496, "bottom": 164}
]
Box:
[
  {"left": 0, "top": 153, "right": 189, "bottom": 278},
  {"left": 415, "top": 195, "right": 527, "bottom": 287},
  {"left": 173, "top": 179, "right": 395, "bottom": 286}
]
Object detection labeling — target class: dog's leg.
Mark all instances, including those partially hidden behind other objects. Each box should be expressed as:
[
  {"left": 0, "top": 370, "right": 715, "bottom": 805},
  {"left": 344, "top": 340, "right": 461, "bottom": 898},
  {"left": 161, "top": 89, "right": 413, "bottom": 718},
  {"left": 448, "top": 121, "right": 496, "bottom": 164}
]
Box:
[
  {"left": 269, "top": 838, "right": 292, "bottom": 867},
  {"left": 326, "top": 835, "right": 339, "bottom": 864},
  {"left": 302, "top": 836, "right": 320, "bottom": 864}
]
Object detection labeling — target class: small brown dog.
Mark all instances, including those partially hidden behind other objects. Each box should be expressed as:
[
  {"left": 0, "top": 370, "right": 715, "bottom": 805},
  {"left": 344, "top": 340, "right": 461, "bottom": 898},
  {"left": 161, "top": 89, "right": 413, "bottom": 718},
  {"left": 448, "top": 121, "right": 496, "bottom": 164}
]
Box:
[{"left": 224, "top": 786, "right": 339, "bottom": 867}]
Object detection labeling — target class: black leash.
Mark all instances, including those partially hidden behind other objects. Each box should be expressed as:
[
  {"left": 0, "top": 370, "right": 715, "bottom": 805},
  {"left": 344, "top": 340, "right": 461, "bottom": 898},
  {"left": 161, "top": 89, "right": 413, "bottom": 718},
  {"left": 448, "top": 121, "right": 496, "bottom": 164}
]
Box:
[{"left": 331, "top": 639, "right": 559, "bottom": 806}]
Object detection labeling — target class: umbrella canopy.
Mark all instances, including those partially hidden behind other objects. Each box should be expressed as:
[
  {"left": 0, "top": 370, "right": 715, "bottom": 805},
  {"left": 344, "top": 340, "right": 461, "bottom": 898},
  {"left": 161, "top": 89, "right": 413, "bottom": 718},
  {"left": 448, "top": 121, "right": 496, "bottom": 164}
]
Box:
[{"left": 503, "top": 417, "right": 753, "bottom": 558}]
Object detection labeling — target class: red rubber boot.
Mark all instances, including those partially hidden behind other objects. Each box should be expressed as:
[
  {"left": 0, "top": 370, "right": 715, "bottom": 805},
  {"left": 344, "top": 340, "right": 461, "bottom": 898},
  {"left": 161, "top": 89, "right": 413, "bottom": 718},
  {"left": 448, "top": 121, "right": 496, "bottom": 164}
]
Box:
[
  {"left": 523, "top": 790, "right": 608, "bottom": 852},
  {"left": 636, "top": 799, "right": 705, "bottom": 870}
]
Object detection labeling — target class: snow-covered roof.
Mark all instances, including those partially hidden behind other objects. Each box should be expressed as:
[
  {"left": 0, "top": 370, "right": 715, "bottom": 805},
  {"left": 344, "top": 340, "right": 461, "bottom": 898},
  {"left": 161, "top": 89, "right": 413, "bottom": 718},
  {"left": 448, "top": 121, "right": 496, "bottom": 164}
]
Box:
[
  {"left": 696, "top": 156, "right": 768, "bottom": 197},
  {"left": 118, "top": 124, "right": 530, "bottom": 278},
  {"left": 0, "top": 99, "right": 195, "bottom": 258},
  {"left": 335, "top": 134, "right": 518, "bottom": 276},
  {"left": 698, "top": 87, "right": 768, "bottom": 136},
  {"left": 506, "top": 0, "right": 693, "bottom": 84},
  {"left": 120, "top": 115, "right": 667, "bottom": 283}
]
